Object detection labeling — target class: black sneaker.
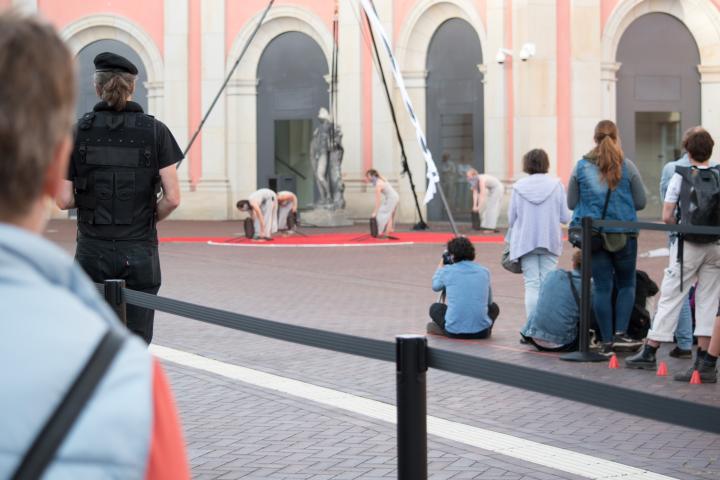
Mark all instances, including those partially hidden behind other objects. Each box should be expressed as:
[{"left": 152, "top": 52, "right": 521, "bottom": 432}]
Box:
[
  {"left": 669, "top": 346, "right": 692, "bottom": 359},
  {"left": 673, "top": 362, "right": 718, "bottom": 383},
  {"left": 426, "top": 322, "right": 444, "bottom": 336},
  {"left": 625, "top": 345, "right": 657, "bottom": 370},
  {"left": 593, "top": 342, "right": 614, "bottom": 357},
  {"left": 612, "top": 333, "right": 643, "bottom": 352}
]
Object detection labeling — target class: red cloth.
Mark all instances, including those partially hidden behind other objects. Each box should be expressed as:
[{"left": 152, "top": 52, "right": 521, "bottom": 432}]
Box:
[{"left": 145, "top": 359, "right": 190, "bottom": 480}]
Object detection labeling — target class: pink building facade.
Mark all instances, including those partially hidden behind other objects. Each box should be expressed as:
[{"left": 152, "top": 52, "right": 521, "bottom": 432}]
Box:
[{"left": 5, "top": 0, "right": 720, "bottom": 221}]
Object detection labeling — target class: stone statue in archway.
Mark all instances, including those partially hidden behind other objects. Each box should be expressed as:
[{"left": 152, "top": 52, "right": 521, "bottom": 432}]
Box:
[
  {"left": 310, "top": 108, "right": 345, "bottom": 209},
  {"left": 304, "top": 108, "right": 351, "bottom": 226}
]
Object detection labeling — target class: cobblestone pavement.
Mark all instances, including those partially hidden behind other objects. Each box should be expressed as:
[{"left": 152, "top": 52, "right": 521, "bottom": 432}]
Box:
[{"left": 48, "top": 220, "right": 720, "bottom": 479}]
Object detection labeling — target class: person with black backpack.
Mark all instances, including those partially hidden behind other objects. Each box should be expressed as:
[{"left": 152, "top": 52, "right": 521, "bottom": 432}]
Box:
[{"left": 626, "top": 129, "right": 720, "bottom": 383}]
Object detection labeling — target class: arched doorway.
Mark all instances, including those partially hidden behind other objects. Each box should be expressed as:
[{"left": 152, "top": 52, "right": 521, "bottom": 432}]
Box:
[
  {"left": 616, "top": 13, "right": 700, "bottom": 218},
  {"left": 75, "top": 39, "right": 149, "bottom": 117},
  {"left": 426, "top": 18, "right": 483, "bottom": 221},
  {"left": 256, "top": 31, "right": 329, "bottom": 208}
]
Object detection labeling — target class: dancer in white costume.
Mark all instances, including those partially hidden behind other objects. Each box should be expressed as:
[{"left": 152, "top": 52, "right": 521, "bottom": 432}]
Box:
[
  {"left": 276, "top": 191, "right": 298, "bottom": 231},
  {"left": 466, "top": 168, "right": 504, "bottom": 230},
  {"left": 236, "top": 188, "right": 278, "bottom": 240},
  {"left": 366, "top": 169, "right": 399, "bottom": 236}
]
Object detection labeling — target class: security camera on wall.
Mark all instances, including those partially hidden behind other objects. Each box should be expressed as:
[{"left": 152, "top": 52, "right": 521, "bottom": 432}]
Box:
[
  {"left": 495, "top": 48, "right": 512, "bottom": 64},
  {"left": 519, "top": 43, "right": 536, "bottom": 62}
]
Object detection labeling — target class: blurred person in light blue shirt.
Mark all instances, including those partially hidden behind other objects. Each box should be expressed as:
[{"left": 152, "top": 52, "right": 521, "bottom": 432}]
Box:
[{"left": 427, "top": 237, "right": 499, "bottom": 338}]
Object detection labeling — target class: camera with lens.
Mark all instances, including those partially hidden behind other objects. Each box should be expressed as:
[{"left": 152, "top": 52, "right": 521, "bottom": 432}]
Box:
[{"left": 442, "top": 250, "right": 454, "bottom": 265}]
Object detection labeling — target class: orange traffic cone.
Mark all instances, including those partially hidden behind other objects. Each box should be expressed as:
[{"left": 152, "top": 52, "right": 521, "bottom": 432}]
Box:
[
  {"left": 656, "top": 361, "right": 668, "bottom": 377},
  {"left": 690, "top": 370, "right": 702, "bottom": 385},
  {"left": 608, "top": 355, "right": 620, "bottom": 369}
]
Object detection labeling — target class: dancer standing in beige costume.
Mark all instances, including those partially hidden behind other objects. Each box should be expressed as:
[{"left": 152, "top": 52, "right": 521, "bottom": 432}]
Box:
[
  {"left": 466, "top": 168, "right": 504, "bottom": 230},
  {"left": 366, "top": 169, "right": 399, "bottom": 236}
]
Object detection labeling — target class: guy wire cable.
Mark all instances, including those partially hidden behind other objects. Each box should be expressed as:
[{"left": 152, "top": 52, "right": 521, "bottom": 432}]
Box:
[
  {"left": 362, "top": 2, "right": 428, "bottom": 231},
  {"left": 350, "top": 0, "right": 458, "bottom": 235},
  {"left": 178, "top": 0, "right": 276, "bottom": 169}
]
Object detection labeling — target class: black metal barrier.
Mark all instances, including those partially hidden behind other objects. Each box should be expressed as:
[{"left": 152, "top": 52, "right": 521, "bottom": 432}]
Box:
[
  {"left": 101, "top": 274, "right": 720, "bottom": 480},
  {"left": 563, "top": 217, "right": 720, "bottom": 364}
]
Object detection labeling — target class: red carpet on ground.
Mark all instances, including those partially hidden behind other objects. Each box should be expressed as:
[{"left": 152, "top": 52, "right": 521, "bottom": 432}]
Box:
[{"left": 160, "top": 231, "right": 506, "bottom": 246}]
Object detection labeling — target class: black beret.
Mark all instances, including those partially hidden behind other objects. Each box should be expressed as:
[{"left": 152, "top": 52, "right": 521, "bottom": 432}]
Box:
[{"left": 93, "top": 52, "right": 138, "bottom": 75}]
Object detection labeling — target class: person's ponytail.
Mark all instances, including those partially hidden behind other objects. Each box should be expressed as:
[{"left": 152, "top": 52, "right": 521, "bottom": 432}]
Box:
[
  {"left": 593, "top": 120, "right": 623, "bottom": 190},
  {"left": 94, "top": 71, "right": 135, "bottom": 111}
]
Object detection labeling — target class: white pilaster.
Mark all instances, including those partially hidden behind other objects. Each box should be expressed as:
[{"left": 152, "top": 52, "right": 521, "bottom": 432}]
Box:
[
  {"left": 512, "top": 0, "right": 557, "bottom": 179},
  {"left": 485, "top": 0, "right": 507, "bottom": 180},
  {"left": 571, "top": 0, "right": 603, "bottom": 168},
  {"left": 163, "top": 0, "right": 189, "bottom": 184},
  {"left": 699, "top": 65, "right": 720, "bottom": 153}
]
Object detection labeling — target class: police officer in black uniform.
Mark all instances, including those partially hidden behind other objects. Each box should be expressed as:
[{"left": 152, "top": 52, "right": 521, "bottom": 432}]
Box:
[{"left": 57, "top": 52, "right": 182, "bottom": 344}]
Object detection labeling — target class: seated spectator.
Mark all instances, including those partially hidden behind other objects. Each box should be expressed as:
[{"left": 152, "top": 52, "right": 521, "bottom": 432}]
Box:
[
  {"left": 0, "top": 13, "right": 189, "bottom": 478},
  {"left": 427, "top": 237, "right": 499, "bottom": 338},
  {"left": 520, "top": 251, "right": 583, "bottom": 352}
]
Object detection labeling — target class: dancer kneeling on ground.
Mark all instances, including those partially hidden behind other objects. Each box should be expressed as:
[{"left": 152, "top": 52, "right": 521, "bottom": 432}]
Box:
[
  {"left": 520, "top": 251, "right": 583, "bottom": 352},
  {"left": 626, "top": 128, "right": 720, "bottom": 383},
  {"left": 236, "top": 188, "right": 278, "bottom": 240},
  {"left": 366, "top": 169, "right": 399, "bottom": 236},
  {"left": 277, "top": 191, "right": 298, "bottom": 232},
  {"left": 465, "top": 168, "right": 504, "bottom": 231},
  {"left": 427, "top": 237, "right": 500, "bottom": 338}
]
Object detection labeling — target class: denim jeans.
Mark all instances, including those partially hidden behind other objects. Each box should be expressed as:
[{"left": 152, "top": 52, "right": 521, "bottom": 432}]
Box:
[
  {"left": 521, "top": 252, "right": 559, "bottom": 319},
  {"left": 675, "top": 295, "right": 694, "bottom": 350},
  {"left": 591, "top": 237, "right": 637, "bottom": 342}
]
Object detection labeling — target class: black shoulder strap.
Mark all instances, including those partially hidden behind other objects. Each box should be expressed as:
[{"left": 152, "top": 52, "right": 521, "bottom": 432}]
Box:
[
  {"left": 600, "top": 188, "right": 612, "bottom": 220},
  {"left": 566, "top": 271, "right": 581, "bottom": 309},
  {"left": 12, "top": 328, "right": 126, "bottom": 480}
]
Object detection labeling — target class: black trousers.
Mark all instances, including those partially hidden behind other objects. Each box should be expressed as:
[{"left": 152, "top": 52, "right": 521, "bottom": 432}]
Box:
[
  {"left": 76, "top": 239, "right": 161, "bottom": 344},
  {"left": 429, "top": 302, "right": 499, "bottom": 339}
]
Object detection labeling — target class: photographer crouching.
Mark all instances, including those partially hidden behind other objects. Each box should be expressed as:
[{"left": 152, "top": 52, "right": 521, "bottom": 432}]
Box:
[{"left": 427, "top": 237, "right": 500, "bottom": 338}]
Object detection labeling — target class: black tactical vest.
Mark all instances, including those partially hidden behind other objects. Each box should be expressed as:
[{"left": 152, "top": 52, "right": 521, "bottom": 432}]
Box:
[{"left": 71, "top": 110, "right": 160, "bottom": 241}]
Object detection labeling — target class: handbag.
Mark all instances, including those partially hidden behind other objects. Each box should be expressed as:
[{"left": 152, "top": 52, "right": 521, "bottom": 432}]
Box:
[
  {"left": 501, "top": 229, "right": 522, "bottom": 274},
  {"left": 568, "top": 188, "right": 612, "bottom": 251}
]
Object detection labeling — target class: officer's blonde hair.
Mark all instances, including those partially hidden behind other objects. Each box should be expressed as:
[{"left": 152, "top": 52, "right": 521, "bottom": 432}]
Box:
[{"left": 94, "top": 71, "right": 136, "bottom": 111}]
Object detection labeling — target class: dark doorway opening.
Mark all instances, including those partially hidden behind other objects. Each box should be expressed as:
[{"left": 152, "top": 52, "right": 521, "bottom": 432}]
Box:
[
  {"left": 426, "top": 18, "right": 484, "bottom": 222},
  {"left": 617, "top": 13, "right": 700, "bottom": 218},
  {"left": 257, "top": 32, "right": 329, "bottom": 203}
]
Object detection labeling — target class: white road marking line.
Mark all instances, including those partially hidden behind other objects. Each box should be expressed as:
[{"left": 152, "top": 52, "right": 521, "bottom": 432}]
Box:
[
  {"left": 205, "top": 240, "right": 416, "bottom": 248},
  {"left": 151, "top": 345, "right": 677, "bottom": 480}
]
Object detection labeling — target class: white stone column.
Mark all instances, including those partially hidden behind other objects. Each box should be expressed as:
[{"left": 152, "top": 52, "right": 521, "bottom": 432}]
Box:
[
  {"left": 699, "top": 65, "right": 720, "bottom": 151},
  {"left": 199, "top": 0, "right": 230, "bottom": 218},
  {"left": 337, "top": 0, "right": 367, "bottom": 219},
  {"left": 485, "top": 0, "right": 507, "bottom": 181},
  {"left": 226, "top": 78, "right": 258, "bottom": 219},
  {"left": 601, "top": 62, "right": 621, "bottom": 122},
  {"left": 163, "top": 0, "right": 189, "bottom": 187},
  {"left": 512, "top": 0, "right": 558, "bottom": 179},
  {"left": 145, "top": 81, "right": 164, "bottom": 119},
  {"left": 571, "top": 0, "right": 603, "bottom": 168}
]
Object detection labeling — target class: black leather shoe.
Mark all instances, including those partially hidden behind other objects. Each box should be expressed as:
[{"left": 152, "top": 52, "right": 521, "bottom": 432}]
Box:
[
  {"left": 668, "top": 346, "right": 692, "bottom": 359},
  {"left": 625, "top": 345, "right": 657, "bottom": 370}
]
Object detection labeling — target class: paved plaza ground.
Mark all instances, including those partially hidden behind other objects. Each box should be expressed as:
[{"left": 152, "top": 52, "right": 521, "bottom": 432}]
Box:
[{"left": 48, "top": 219, "right": 720, "bottom": 479}]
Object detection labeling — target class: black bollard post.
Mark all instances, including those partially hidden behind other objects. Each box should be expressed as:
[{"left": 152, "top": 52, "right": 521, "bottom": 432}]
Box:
[
  {"left": 396, "top": 334, "right": 427, "bottom": 480},
  {"left": 103, "top": 279, "right": 127, "bottom": 325},
  {"left": 561, "top": 217, "right": 606, "bottom": 362}
]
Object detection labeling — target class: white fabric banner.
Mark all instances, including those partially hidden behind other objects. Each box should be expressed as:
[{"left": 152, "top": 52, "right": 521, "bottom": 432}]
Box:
[{"left": 358, "top": 0, "right": 440, "bottom": 204}]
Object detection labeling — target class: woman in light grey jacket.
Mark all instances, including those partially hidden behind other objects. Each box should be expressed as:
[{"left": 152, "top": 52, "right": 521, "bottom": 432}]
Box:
[{"left": 508, "top": 149, "right": 571, "bottom": 319}]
